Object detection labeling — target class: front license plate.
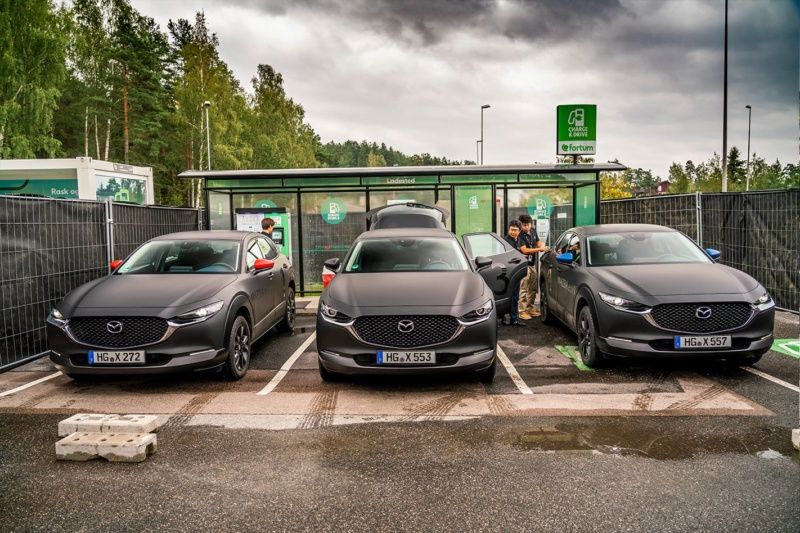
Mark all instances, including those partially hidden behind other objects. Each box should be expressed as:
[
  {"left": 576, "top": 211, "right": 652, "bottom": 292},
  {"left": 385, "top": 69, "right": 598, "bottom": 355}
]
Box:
[
  {"left": 88, "top": 350, "right": 146, "bottom": 365},
  {"left": 673, "top": 336, "right": 732, "bottom": 349},
  {"left": 377, "top": 350, "right": 436, "bottom": 365}
]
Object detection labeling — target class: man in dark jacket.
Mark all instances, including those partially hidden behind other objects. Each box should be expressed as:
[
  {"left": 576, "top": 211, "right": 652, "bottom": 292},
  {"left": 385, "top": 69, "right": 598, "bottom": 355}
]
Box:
[{"left": 502, "top": 220, "right": 525, "bottom": 327}]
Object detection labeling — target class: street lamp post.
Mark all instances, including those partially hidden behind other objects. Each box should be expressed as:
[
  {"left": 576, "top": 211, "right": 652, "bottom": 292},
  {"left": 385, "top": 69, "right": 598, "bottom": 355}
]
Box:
[
  {"left": 721, "top": 0, "right": 729, "bottom": 191},
  {"left": 476, "top": 140, "right": 481, "bottom": 165},
  {"left": 480, "top": 104, "right": 490, "bottom": 165},
  {"left": 203, "top": 101, "right": 212, "bottom": 171},
  {"left": 745, "top": 105, "right": 752, "bottom": 191}
]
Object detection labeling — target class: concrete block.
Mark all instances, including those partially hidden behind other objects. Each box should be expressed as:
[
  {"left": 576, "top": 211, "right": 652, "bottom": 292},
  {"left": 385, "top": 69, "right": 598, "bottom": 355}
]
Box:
[
  {"left": 792, "top": 429, "right": 800, "bottom": 451},
  {"left": 58, "top": 413, "right": 163, "bottom": 436},
  {"left": 56, "top": 432, "right": 157, "bottom": 463}
]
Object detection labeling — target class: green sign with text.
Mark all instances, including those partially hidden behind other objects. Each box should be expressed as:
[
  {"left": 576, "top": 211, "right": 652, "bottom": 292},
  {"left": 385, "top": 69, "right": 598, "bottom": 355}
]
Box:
[{"left": 557, "top": 104, "right": 596, "bottom": 156}]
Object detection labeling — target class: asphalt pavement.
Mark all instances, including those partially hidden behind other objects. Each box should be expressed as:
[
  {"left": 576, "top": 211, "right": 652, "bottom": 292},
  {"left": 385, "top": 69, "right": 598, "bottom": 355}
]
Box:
[{"left": 0, "top": 310, "right": 798, "bottom": 532}]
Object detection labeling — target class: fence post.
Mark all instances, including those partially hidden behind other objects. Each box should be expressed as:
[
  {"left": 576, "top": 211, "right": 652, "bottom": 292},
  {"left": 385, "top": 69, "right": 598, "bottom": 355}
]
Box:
[
  {"left": 695, "top": 191, "right": 703, "bottom": 246},
  {"left": 105, "top": 200, "right": 114, "bottom": 274}
]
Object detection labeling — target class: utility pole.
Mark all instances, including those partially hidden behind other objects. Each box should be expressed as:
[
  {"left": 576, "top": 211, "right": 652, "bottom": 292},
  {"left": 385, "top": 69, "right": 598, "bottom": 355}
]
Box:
[
  {"left": 480, "top": 104, "right": 490, "bottom": 165},
  {"left": 203, "top": 101, "right": 212, "bottom": 171},
  {"left": 721, "top": 0, "right": 729, "bottom": 191},
  {"left": 745, "top": 105, "right": 752, "bottom": 191},
  {"left": 476, "top": 140, "right": 481, "bottom": 165}
]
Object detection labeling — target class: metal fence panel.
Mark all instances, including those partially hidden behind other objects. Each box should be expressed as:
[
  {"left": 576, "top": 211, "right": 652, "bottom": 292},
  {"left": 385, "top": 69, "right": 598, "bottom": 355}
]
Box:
[
  {"left": 112, "top": 204, "right": 201, "bottom": 260},
  {"left": 0, "top": 197, "right": 106, "bottom": 369},
  {"left": 600, "top": 190, "right": 799, "bottom": 312},
  {"left": 601, "top": 193, "right": 699, "bottom": 240},
  {"left": 0, "top": 198, "right": 201, "bottom": 371},
  {"left": 701, "top": 190, "right": 799, "bottom": 312}
]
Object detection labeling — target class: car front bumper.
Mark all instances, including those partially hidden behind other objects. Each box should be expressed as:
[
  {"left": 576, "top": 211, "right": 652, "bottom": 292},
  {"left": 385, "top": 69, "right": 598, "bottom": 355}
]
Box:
[
  {"left": 47, "top": 313, "right": 228, "bottom": 376},
  {"left": 594, "top": 303, "right": 775, "bottom": 359},
  {"left": 316, "top": 312, "right": 497, "bottom": 376}
]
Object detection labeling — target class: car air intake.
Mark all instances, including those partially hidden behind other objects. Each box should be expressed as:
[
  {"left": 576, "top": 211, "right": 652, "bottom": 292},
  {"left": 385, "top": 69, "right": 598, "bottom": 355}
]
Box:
[
  {"left": 353, "top": 315, "right": 459, "bottom": 348},
  {"left": 68, "top": 317, "right": 169, "bottom": 348},
  {"left": 649, "top": 303, "right": 754, "bottom": 333}
]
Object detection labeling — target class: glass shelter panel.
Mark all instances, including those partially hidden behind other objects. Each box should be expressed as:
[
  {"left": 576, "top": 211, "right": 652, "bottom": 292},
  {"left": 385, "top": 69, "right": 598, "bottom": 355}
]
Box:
[
  {"left": 575, "top": 184, "right": 598, "bottom": 226},
  {"left": 233, "top": 193, "right": 299, "bottom": 267},
  {"left": 454, "top": 185, "right": 493, "bottom": 238},
  {"left": 368, "top": 190, "right": 435, "bottom": 210},
  {"left": 506, "top": 187, "right": 573, "bottom": 246},
  {"left": 301, "top": 191, "right": 366, "bottom": 292},
  {"left": 208, "top": 191, "right": 232, "bottom": 230}
]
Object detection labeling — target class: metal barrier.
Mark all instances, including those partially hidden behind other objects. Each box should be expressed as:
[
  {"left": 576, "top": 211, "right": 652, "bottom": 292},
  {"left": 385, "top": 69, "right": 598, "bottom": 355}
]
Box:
[
  {"left": 601, "top": 189, "right": 799, "bottom": 313},
  {"left": 0, "top": 196, "right": 200, "bottom": 371}
]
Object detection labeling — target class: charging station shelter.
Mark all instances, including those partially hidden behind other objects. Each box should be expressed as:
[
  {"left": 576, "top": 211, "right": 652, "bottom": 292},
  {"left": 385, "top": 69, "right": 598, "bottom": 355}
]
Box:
[
  {"left": 179, "top": 163, "right": 625, "bottom": 293},
  {"left": 0, "top": 157, "right": 155, "bottom": 204}
]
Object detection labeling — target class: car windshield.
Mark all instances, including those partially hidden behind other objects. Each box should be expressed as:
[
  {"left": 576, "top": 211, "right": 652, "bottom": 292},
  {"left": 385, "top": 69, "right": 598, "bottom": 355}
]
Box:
[
  {"left": 344, "top": 237, "right": 469, "bottom": 273},
  {"left": 587, "top": 231, "right": 711, "bottom": 266},
  {"left": 117, "top": 240, "right": 241, "bottom": 274}
]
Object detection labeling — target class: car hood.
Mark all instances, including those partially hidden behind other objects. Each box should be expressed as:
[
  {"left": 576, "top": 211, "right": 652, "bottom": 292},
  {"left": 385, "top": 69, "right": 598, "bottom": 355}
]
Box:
[
  {"left": 326, "top": 271, "right": 486, "bottom": 311},
  {"left": 588, "top": 263, "right": 759, "bottom": 298},
  {"left": 61, "top": 274, "right": 238, "bottom": 312}
]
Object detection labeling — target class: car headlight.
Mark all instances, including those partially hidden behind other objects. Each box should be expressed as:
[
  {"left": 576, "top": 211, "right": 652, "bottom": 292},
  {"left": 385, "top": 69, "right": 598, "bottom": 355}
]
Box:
[
  {"left": 169, "top": 301, "right": 224, "bottom": 326},
  {"left": 753, "top": 291, "right": 774, "bottom": 311},
  {"left": 320, "top": 302, "right": 354, "bottom": 326},
  {"left": 458, "top": 300, "right": 494, "bottom": 325},
  {"left": 47, "top": 308, "right": 67, "bottom": 327},
  {"left": 598, "top": 292, "right": 650, "bottom": 313}
]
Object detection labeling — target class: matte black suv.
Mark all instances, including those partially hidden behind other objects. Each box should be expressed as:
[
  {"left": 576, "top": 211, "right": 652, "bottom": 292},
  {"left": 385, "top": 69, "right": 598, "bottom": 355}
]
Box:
[{"left": 48, "top": 231, "right": 296, "bottom": 380}]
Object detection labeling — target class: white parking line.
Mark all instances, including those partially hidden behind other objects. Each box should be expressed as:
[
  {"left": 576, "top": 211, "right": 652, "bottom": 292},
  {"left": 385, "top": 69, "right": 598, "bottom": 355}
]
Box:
[
  {"left": 741, "top": 366, "right": 800, "bottom": 393},
  {"left": 257, "top": 332, "right": 317, "bottom": 395},
  {"left": 0, "top": 371, "right": 62, "bottom": 398},
  {"left": 496, "top": 346, "right": 533, "bottom": 395}
]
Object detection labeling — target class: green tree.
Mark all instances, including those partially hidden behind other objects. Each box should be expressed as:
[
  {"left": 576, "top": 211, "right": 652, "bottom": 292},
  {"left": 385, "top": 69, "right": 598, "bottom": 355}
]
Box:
[
  {"left": 600, "top": 171, "right": 631, "bottom": 199},
  {"left": 726, "top": 146, "right": 746, "bottom": 188},
  {"left": 668, "top": 162, "right": 691, "bottom": 193},
  {"left": 621, "top": 167, "right": 658, "bottom": 196},
  {"left": 695, "top": 153, "right": 722, "bottom": 192},
  {"left": 0, "top": 0, "right": 67, "bottom": 158}
]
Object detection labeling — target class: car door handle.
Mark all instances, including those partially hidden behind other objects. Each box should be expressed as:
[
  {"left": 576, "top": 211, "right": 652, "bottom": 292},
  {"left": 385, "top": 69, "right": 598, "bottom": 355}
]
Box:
[
  {"left": 282, "top": 263, "right": 288, "bottom": 269},
  {"left": 508, "top": 258, "right": 522, "bottom": 264}
]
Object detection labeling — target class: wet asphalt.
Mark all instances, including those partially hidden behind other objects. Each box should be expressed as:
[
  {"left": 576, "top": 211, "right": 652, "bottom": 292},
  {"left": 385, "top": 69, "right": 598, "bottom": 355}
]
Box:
[{"left": 0, "top": 312, "right": 798, "bottom": 532}]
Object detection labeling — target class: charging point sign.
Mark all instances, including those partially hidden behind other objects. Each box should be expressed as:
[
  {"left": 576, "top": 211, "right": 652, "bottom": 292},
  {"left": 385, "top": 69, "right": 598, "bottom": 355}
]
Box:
[{"left": 557, "top": 104, "right": 596, "bottom": 155}]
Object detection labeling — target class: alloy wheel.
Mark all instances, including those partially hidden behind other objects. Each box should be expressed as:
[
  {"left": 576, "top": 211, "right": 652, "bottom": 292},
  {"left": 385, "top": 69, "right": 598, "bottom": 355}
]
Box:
[{"left": 233, "top": 323, "right": 250, "bottom": 372}]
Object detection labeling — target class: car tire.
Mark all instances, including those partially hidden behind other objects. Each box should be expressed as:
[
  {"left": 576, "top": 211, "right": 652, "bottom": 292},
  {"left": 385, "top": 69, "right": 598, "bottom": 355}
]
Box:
[
  {"left": 221, "top": 315, "right": 251, "bottom": 381},
  {"left": 477, "top": 355, "right": 497, "bottom": 384},
  {"left": 539, "top": 281, "right": 557, "bottom": 325},
  {"left": 577, "top": 305, "right": 605, "bottom": 368},
  {"left": 277, "top": 287, "right": 296, "bottom": 334},
  {"left": 318, "top": 360, "right": 342, "bottom": 382}
]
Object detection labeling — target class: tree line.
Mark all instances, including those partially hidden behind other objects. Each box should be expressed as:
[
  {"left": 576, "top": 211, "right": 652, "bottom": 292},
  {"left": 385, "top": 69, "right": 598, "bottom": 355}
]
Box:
[
  {"left": 1, "top": 0, "right": 469, "bottom": 206},
  {"left": 601, "top": 148, "right": 798, "bottom": 200}
]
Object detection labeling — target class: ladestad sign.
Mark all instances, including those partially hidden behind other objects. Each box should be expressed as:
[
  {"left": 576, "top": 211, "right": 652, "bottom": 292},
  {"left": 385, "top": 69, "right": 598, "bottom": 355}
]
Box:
[{"left": 557, "top": 104, "right": 596, "bottom": 156}]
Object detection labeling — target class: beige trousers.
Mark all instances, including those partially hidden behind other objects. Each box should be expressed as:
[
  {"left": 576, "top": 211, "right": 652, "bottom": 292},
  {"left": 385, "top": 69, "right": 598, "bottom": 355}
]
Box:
[{"left": 518, "top": 264, "right": 537, "bottom": 313}]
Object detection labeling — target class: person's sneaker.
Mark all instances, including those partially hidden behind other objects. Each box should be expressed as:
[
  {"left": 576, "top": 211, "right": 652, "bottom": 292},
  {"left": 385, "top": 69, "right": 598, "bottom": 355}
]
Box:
[
  {"left": 511, "top": 320, "right": 527, "bottom": 327},
  {"left": 529, "top": 309, "right": 541, "bottom": 317},
  {"left": 518, "top": 311, "right": 533, "bottom": 320},
  {"left": 501, "top": 317, "right": 512, "bottom": 326}
]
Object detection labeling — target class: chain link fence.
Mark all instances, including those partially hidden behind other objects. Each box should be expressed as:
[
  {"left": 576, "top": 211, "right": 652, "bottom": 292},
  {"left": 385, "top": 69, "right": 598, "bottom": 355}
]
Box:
[
  {"left": 601, "top": 189, "right": 799, "bottom": 313},
  {"left": 0, "top": 197, "right": 200, "bottom": 371}
]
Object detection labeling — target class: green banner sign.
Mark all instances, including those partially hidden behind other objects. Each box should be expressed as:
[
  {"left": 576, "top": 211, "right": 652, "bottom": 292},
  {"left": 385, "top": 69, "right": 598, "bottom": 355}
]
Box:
[
  {"left": 361, "top": 175, "right": 438, "bottom": 186},
  {"left": 528, "top": 194, "right": 553, "bottom": 219},
  {"left": 557, "top": 104, "right": 596, "bottom": 156},
  {"left": 0, "top": 178, "right": 78, "bottom": 199}
]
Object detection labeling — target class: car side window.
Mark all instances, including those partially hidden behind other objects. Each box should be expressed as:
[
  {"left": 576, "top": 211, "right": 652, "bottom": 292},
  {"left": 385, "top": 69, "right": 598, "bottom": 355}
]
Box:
[
  {"left": 567, "top": 234, "right": 582, "bottom": 263},
  {"left": 257, "top": 238, "right": 278, "bottom": 260},
  {"left": 556, "top": 233, "right": 574, "bottom": 255},
  {"left": 463, "top": 233, "right": 508, "bottom": 259},
  {"left": 246, "top": 239, "right": 264, "bottom": 269}
]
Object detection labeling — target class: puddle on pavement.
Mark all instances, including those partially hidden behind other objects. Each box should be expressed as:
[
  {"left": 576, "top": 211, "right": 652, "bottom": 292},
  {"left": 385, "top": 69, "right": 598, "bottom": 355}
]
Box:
[{"left": 508, "top": 422, "right": 798, "bottom": 461}]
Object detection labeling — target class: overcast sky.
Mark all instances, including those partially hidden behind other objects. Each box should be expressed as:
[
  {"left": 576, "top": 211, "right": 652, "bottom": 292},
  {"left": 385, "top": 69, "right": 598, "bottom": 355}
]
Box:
[{"left": 131, "top": 0, "right": 798, "bottom": 177}]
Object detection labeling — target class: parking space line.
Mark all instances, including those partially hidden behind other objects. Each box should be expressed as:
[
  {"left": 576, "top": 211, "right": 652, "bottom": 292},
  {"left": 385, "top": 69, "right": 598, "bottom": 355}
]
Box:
[
  {"left": 0, "top": 371, "right": 62, "bottom": 397},
  {"left": 496, "top": 346, "right": 533, "bottom": 395},
  {"left": 257, "top": 332, "right": 317, "bottom": 395},
  {"left": 741, "top": 366, "right": 800, "bottom": 393}
]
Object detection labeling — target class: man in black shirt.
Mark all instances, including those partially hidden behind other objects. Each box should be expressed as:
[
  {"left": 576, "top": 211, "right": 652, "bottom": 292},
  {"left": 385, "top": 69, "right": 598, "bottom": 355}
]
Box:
[
  {"left": 517, "top": 214, "right": 548, "bottom": 319},
  {"left": 261, "top": 217, "right": 275, "bottom": 239},
  {"left": 502, "top": 220, "right": 525, "bottom": 327}
]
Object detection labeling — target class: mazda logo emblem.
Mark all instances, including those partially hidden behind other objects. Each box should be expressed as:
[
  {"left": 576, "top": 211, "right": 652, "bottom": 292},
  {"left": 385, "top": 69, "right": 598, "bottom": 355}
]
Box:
[
  {"left": 695, "top": 307, "right": 712, "bottom": 320},
  {"left": 397, "top": 320, "right": 415, "bottom": 333},
  {"left": 106, "top": 321, "right": 123, "bottom": 334}
]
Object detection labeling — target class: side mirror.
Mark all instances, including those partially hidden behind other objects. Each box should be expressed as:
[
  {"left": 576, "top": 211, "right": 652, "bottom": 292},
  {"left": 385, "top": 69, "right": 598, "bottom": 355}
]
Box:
[
  {"left": 475, "top": 256, "right": 493, "bottom": 269},
  {"left": 253, "top": 258, "right": 274, "bottom": 271},
  {"left": 705, "top": 248, "right": 721, "bottom": 261},
  {"left": 556, "top": 252, "right": 575, "bottom": 265},
  {"left": 110, "top": 259, "right": 124, "bottom": 270},
  {"left": 324, "top": 257, "right": 341, "bottom": 272}
]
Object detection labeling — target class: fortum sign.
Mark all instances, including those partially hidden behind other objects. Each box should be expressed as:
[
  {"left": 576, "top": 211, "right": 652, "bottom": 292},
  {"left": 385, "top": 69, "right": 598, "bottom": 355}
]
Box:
[{"left": 557, "top": 104, "right": 596, "bottom": 155}]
